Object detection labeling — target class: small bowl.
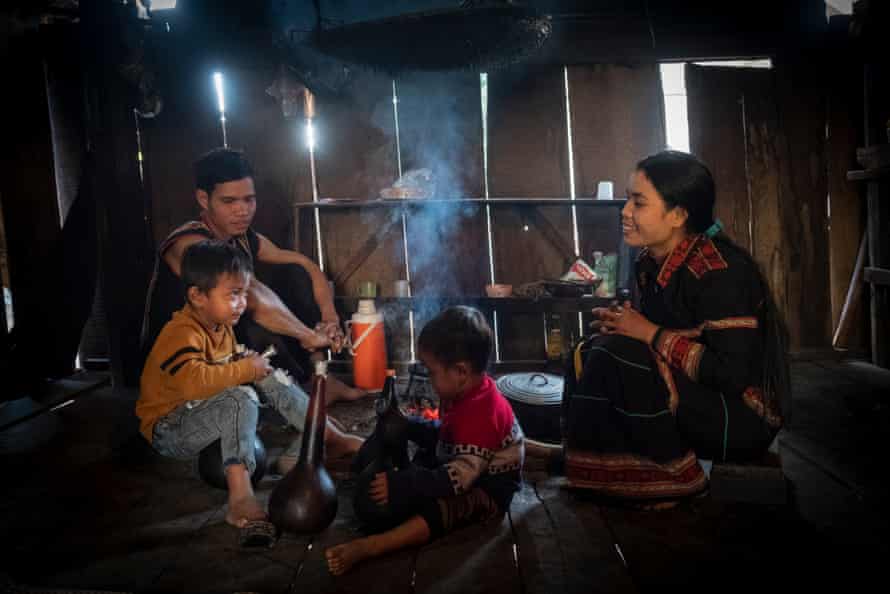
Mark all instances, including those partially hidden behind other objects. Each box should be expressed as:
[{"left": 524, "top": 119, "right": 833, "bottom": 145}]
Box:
[{"left": 485, "top": 284, "right": 513, "bottom": 298}]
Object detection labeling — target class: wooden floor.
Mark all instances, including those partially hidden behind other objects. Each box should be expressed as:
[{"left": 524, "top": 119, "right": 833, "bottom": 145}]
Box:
[{"left": 1, "top": 359, "right": 888, "bottom": 593}]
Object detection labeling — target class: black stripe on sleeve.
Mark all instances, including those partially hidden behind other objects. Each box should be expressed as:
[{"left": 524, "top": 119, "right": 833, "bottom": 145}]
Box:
[
  {"left": 168, "top": 359, "right": 191, "bottom": 376},
  {"left": 160, "top": 347, "right": 201, "bottom": 370}
]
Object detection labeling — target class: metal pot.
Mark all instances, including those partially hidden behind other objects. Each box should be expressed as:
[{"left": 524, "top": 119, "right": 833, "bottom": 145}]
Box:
[{"left": 496, "top": 372, "right": 563, "bottom": 444}]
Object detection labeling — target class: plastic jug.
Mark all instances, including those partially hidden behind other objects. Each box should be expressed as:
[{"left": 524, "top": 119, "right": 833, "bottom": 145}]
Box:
[{"left": 347, "top": 299, "right": 387, "bottom": 391}]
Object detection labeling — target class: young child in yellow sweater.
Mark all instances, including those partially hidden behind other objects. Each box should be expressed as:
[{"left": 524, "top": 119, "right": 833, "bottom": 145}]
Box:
[{"left": 137, "top": 240, "right": 361, "bottom": 544}]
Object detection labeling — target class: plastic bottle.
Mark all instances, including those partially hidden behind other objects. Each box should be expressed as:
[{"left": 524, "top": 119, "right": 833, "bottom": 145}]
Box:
[
  {"left": 546, "top": 313, "right": 563, "bottom": 361},
  {"left": 350, "top": 299, "right": 388, "bottom": 391},
  {"left": 593, "top": 251, "right": 615, "bottom": 298}
]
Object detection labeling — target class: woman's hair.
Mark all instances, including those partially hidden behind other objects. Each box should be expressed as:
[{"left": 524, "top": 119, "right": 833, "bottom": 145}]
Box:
[
  {"left": 637, "top": 150, "right": 792, "bottom": 423},
  {"left": 636, "top": 150, "right": 716, "bottom": 234}
]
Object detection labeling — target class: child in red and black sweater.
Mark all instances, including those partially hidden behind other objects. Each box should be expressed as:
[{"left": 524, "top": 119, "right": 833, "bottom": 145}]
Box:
[{"left": 326, "top": 306, "right": 525, "bottom": 575}]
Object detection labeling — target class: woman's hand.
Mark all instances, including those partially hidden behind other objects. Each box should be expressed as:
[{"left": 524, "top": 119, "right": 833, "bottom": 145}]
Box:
[
  {"left": 595, "top": 301, "right": 660, "bottom": 345},
  {"left": 370, "top": 472, "right": 389, "bottom": 505}
]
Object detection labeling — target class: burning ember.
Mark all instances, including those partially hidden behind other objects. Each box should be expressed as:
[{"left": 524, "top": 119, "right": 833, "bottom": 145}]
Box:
[
  {"left": 403, "top": 362, "right": 439, "bottom": 420},
  {"left": 406, "top": 399, "right": 439, "bottom": 421}
]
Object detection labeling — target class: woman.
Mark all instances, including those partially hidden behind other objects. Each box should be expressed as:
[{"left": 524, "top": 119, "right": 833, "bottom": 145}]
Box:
[{"left": 562, "top": 150, "right": 790, "bottom": 503}]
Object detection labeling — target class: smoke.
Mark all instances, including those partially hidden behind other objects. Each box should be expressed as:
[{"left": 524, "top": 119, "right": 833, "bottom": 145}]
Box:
[{"left": 393, "top": 73, "right": 483, "bottom": 300}]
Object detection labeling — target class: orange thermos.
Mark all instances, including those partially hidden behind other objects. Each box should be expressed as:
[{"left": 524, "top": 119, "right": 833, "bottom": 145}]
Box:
[{"left": 348, "top": 299, "right": 387, "bottom": 391}]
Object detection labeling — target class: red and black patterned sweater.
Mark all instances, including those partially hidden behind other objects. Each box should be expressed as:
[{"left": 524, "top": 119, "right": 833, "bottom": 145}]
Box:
[{"left": 387, "top": 375, "right": 525, "bottom": 511}]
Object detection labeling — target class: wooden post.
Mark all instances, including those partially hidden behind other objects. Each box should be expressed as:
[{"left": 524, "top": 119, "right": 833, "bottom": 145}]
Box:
[{"left": 80, "top": 0, "right": 154, "bottom": 386}]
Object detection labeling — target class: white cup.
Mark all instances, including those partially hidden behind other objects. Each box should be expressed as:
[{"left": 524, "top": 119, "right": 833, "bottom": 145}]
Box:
[
  {"left": 394, "top": 280, "right": 411, "bottom": 297},
  {"left": 596, "top": 181, "right": 614, "bottom": 200}
]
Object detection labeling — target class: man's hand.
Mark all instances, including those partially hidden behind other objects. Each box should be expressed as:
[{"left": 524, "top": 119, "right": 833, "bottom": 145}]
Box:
[
  {"left": 299, "top": 329, "right": 332, "bottom": 353},
  {"left": 248, "top": 353, "right": 273, "bottom": 380},
  {"left": 370, "top": 472, "right": 389, "bottom": 506},
  {"left": 315, "top": 320, "right": 346, "bottom": 354}
]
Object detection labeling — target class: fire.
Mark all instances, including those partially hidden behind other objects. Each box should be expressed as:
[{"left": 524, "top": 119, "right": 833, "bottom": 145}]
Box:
[{"left": 406, "top": 402, "right": 439, "bottom": 421}]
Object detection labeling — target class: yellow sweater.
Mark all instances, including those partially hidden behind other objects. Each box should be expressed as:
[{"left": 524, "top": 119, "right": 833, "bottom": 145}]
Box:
[{"left": 137, "top": 304, "right": 256, "bottom": 442}]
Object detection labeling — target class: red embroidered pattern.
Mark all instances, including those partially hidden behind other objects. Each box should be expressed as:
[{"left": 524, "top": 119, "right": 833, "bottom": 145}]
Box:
[
  {"left": 565, "top": 449, "right": 707, "bottom": 499},
  {"left": 686, "top": 238, "right": 729, "bottom": 279},
  {"left": 742, "top": 387, "right": 783, "bottom": 428},
  {"left": 656, "top": 235, "right": 700, "bottom": 287},
  {"left": 656, "top": 331, "right": 704, "bottom": 382},
  {"left": 652, "top": 348, "right": 680, "bottom": 413}
]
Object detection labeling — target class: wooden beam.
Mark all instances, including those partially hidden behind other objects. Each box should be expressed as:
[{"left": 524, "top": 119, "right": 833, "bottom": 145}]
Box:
[
  {"left": 332, "top": 214, "right": 401, "bottom": 288},
  {"left": 832, "top": 233, "right": 867, "bottom": 349},
  {"left": 526, "top": 206, "right": 576, "bottom": 269},
  {"left": 864, "top": 267, "right": 890, "bottom": 287}
]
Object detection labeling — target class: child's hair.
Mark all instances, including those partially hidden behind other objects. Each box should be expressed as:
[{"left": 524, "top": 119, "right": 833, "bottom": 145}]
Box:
[
  {"left": 181, "top": 239, "right": 253, "bottom": 299},
  {"left": 194, "top": 148, "right": 255, "bottom": 194},
  {"left": 417, "top": 306, "right": 492, "bottom": 373}
]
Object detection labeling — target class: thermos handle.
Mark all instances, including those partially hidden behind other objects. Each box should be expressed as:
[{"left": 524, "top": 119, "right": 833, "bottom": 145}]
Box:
[{"left": 345, "top": 320, "right": 381, "bottom": 356}]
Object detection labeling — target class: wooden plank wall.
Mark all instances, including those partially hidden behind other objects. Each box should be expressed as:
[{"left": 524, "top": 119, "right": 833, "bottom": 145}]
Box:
[
  {"left": 825, "top": 48, "right": 866, "bottom": 351},
  {"left": 142, "top": 52, "right": 668, "bottom": 364},
  {"left": 488, "top": 66, "right": 571, "bottom": 361},
  {"left": 142, "top": 49, "right": 304, "bottom": 250},
  {"left": 687, "top": 60, "right": 831, "bottom": 352},
  {"left": 569, "top": 64, "right": 665, "bottom": 288}
]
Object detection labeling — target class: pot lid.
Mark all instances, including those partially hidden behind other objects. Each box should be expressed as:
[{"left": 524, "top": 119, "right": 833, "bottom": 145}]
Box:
[{"left": 496, "top": 373, "right": 563, "bottom": 406}]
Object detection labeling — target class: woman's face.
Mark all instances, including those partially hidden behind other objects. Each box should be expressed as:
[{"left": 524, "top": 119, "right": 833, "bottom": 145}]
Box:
[{"left": 621, "top": 170, "right": 687, "bottom": 252}]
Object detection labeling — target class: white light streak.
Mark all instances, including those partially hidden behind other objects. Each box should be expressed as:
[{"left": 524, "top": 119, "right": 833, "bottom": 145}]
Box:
[
  {"left": 213, "top": 72, "right": 228, "bottom": 147},
  {"left": 305, "top": 119, "right": 316, "bottom": 151}
]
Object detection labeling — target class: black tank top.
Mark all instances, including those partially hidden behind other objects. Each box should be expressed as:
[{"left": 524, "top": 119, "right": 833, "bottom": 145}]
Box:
[{"left": 140, "top": 220, "right": 260, "bottom": 355}]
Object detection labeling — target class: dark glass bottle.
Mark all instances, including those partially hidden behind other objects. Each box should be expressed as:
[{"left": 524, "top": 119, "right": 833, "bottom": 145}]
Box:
[
  {"left": 353, "top": 369, "right": 409, "bottom": 528},
  {"left": 268, "top": 360, "right": 338, "bottom": 534}
]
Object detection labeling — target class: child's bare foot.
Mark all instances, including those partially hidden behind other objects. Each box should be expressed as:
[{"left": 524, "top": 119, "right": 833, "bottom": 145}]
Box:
[
  {"left": 225, "top": 495, "right": 267, "bottom": 528},
  {"left": 326, "top": 538, "right": 373, "bottom": 575}
]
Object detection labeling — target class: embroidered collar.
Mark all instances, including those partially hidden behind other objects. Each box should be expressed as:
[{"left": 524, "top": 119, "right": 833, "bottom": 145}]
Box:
[{"left": 655, "top": 234, "right": 704, "bottom": 288}]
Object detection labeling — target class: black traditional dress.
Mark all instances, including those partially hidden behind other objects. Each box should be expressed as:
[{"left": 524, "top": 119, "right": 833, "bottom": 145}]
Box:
[
  {"left": 563, "top": 233, "right": 783, "bottom": 500},
  {"left": 140, "top": 214, "right": 321, "bottom": 382}
]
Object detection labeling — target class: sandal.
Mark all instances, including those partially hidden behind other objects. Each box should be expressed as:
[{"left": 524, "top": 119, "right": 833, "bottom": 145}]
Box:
[{"left": 239, "top": 519, "right": 277, "bottom": 548}]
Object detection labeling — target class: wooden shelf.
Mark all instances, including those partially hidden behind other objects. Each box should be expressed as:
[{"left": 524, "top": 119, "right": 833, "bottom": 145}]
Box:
[
  {"left": 295, "top": 198, "right": 627, "bottom": 210},
  {"left": 864, "top": 267, "right": 890, "bottom": 287},
  {"left": 847, "top": 165, "right": 890, "bottom": 182},
  {"left": 335, "top": 295, "right": 613, "bottom": 314}
]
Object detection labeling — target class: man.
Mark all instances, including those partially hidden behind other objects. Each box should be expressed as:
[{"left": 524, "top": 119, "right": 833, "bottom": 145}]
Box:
[{"left": 142, "top": 147, "right": 366, "bottom": 403}]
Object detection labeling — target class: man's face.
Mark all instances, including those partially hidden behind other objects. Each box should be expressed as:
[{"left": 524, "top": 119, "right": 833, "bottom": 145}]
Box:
[{"left": 196, "top": 177, "right": 257, "bottom": 238}]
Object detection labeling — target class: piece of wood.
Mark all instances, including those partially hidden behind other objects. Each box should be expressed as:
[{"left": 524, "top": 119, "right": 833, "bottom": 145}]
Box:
[
  {"left": 526, "top": 206, "right": 576, "bottom": 269},
  {"left": 488, "top": 65, "right": 572, "bottom": 362},
  {"left": 526, "top": 479, "right": 636, "bottom": 594},
  {"left": 686, "top": 64, "right": 757, "bottom": 250},
  {"left": 567, "top": 64, "right": 666, "bottom": 200},
  {"left": 827, "top": 54, "right": 867, "bottom": 352},
  {"left": 866, "top": 179, "right": 890, "bottom": 367},
  {"left": 833, "top": 233, "right": 868, "bottom": 349},
  {"left": 413, "top": 512, "right": 520, "bottom": 594},
  {"left": 312, "top": 70, "right": 404, "bottom": 298},
  {"left": 332, "top": 214, "right": 402, "bottom": 287},
  {"left": 864, "top": 266, "right": 890, "bottom": 286},
  {"left": 289, "top": 484, "right": 416, "bottom": 594}
]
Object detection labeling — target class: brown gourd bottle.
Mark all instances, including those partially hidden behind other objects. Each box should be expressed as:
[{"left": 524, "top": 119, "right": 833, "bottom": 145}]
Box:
[{"left": 268, "top": 360, "right": 338, "bottom": 534}]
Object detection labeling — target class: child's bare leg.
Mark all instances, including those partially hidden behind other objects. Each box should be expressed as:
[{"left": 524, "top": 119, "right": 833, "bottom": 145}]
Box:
[
  {"left": 325, "top": 515, "right": 431, "bottom": 575},
  {"left": 224, "top": 463, "right": 267, "bottom": 528}
]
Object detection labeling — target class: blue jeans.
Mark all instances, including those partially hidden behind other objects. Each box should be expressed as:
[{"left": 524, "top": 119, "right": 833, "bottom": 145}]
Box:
[{"left": 151, "top": 370, "right": 309, "bottom": 476}]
